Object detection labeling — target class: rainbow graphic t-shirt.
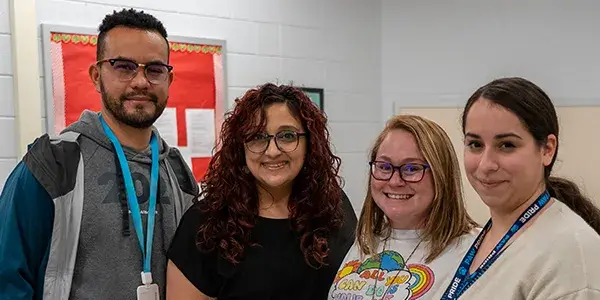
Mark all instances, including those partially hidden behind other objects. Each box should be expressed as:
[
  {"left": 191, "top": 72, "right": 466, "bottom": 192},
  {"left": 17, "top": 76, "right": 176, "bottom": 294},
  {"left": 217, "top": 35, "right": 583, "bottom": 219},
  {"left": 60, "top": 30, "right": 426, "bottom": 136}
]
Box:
[{"left": 328, "top": 229, "right": 478, "bottom": 300}]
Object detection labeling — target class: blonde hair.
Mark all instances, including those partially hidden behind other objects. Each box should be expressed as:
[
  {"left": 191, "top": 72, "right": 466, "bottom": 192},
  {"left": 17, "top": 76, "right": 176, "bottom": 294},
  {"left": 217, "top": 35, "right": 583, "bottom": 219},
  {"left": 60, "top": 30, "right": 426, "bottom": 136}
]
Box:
[{"left": 357, "top": 114, "right": 478, "bottom": 263}]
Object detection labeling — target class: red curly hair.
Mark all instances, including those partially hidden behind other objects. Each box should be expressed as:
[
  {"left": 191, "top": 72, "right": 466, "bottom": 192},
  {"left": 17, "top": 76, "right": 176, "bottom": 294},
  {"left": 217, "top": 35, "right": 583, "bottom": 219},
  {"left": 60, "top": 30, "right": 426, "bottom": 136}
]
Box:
[{"left": 195, "top": 83, "right": 344, "bottom": 268}]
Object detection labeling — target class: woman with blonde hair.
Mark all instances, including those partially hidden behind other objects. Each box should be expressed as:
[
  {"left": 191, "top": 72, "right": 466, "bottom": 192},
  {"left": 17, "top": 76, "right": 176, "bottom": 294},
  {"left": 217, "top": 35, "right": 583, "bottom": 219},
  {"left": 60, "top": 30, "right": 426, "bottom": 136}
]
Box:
[{"left": 328, "top": 114, "right": 479, "bottom": 300}]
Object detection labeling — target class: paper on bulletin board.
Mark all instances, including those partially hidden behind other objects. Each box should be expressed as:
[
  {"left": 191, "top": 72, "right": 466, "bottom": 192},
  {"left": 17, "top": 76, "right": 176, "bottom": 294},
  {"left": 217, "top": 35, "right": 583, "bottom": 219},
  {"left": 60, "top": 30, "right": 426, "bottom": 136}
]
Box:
[
  {"left": 153, "top": 107, "right": 178, "bottom": 146},
  {"left": 177, "top": 146, "right": 194, "bottom": 172},
  {"left": 186, "top": 108, "right": 216, "bottom": 157}
]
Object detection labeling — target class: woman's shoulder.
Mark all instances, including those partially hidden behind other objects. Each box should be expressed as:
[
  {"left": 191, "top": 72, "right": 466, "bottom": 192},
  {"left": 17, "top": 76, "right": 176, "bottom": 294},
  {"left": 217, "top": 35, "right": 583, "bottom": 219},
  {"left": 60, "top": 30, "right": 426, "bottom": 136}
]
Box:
[
  {"left": 523, "top": 208, "right": 600, "bottom": 296},
  {"left": 542, "top": 207, "right": 600, "bottom": 258},
  {"left": 520, "top": 201, "right": 600, "bottom": 276},
  {"left": 171, "top": 200, "right": 215, "bottom": 247},
  {"left": 448, "top": 227, "right": 481, "bottom": 252},
  {"left": 326, "top": 189, "right": 358, "bottom": 243},
  {"left": 180, "top": 201, "right": 209, "bottom": 227},
  {"left": 540, "top": 200, "right": 600, "bottom": 245}
]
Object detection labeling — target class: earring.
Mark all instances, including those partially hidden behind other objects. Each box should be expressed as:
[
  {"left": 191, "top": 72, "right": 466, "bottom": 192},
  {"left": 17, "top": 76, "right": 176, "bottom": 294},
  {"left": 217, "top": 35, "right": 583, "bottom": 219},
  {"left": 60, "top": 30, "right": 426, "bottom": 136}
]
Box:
[{"left": 243, "top": 166, "right": 250, "bottom": 174}]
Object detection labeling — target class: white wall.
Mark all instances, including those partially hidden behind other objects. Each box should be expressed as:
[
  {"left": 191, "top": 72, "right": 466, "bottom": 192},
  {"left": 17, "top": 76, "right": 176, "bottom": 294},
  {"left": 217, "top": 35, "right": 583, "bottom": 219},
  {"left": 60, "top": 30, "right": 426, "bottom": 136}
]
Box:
[
  {"left": 0, "top": 0, "right": 17, "bottom": 192},
  {"left": 382, "top": 1, "right": 600, "bottom": 114},
  {"left": 0, "top": 0, "right": 383, "bottom": 211},
  {"left": 382, "top": 1, "right": 600, "bottom": 222}
]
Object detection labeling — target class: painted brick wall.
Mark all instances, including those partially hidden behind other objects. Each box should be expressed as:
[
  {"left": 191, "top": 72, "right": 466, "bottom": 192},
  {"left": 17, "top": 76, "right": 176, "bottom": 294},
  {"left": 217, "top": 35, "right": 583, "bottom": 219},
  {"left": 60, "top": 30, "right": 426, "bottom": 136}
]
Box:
[{"left": 0, "top": 0, "right": 17, "bottom": 192}]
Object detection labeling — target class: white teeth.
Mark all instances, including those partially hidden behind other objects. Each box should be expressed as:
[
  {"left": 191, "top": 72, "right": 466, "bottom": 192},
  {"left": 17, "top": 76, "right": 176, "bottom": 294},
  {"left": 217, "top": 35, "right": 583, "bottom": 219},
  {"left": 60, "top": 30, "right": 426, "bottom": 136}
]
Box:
[
  {"left": 386, "top": 193, "right": 412, "bottom": 200},
  {"left": 263, "top": 162, "right": 287, "bottom": 169}
]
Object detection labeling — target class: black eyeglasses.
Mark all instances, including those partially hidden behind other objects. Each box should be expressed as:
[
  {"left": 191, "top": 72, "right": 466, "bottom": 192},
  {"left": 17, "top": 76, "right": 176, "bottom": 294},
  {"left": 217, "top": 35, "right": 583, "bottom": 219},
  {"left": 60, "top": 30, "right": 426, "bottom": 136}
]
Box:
[
  {"left": 245, "top": 130, "right": 307, "bottom": 154},
  {"left": 369, "top": 161, "right": 430, "bottom": 182},
  {"left": 96, "top": 58, "right": 173, "bottom": 84}
]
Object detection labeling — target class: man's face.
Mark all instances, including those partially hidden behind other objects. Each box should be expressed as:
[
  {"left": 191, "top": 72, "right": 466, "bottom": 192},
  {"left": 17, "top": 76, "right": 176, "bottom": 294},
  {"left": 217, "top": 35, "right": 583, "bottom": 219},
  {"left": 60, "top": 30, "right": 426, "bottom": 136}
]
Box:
[{"left": 89, "top": 26, "right": 173, "bottom": 129}]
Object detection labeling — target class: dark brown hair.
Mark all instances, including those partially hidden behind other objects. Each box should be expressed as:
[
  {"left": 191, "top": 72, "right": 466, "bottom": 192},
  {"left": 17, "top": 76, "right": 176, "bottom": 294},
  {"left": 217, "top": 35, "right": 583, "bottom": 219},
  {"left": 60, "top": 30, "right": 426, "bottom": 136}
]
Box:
[
  {"left": 97, "top": 8, "right": 169, "bottom": 61},
  {"left": 195, "top": 83, "right": 344, "bottom": 267},
  {"left": 462, "top": 77, "right": 600, "bottom": 234}
]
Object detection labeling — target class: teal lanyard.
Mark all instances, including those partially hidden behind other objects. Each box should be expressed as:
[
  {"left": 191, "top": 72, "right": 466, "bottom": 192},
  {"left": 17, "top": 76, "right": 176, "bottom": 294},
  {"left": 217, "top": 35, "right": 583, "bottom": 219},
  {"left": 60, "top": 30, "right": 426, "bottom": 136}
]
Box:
[{"left": 99, "top": 114, "right": 159, "bottom": 281}]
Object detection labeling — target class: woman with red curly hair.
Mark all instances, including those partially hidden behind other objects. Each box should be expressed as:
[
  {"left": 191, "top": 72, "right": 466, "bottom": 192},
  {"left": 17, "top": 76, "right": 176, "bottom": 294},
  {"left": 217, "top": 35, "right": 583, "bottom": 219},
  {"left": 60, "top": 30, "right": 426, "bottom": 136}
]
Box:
[{"left": 166, "top": 83, "right": 357, "bottom": 299}]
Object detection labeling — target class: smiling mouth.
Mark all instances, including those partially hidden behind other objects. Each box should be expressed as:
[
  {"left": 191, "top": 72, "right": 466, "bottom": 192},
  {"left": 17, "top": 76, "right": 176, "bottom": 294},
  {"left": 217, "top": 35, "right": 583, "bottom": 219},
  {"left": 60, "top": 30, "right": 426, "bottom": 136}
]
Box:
[
  {"left": 262, "top": 161, "right": 288, "bottom": 170},
  {"left": 384, "top": 193, "right": 414, "bottom": 200},
  {"left": 479, "top": 180, "right": 505, "bottom": 187},
  {"left": 126, "top": 97, "right": 152, "bottom": 102}
]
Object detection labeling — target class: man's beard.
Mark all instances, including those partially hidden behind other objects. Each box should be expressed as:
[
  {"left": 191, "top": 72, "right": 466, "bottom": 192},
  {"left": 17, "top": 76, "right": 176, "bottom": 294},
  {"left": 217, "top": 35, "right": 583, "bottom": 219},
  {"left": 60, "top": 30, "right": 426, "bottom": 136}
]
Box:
[{"left": 100, "top": 82, "right": 167, "bottom": 129}]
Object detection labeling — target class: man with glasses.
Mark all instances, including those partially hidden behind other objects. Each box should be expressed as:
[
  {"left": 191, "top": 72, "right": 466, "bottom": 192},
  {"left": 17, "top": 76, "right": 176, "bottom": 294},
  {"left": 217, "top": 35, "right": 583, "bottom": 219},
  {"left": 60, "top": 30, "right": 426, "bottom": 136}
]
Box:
[{"left": 0, "top": 9, "right": 197, "bottom": 300}]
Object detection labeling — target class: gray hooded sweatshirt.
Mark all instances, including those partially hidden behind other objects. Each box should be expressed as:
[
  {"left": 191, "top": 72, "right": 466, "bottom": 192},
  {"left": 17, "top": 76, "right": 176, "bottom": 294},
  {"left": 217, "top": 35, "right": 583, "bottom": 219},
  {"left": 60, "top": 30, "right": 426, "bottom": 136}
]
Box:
[{"left": 16, "top": 110, "right": 197, "bottom": 299}]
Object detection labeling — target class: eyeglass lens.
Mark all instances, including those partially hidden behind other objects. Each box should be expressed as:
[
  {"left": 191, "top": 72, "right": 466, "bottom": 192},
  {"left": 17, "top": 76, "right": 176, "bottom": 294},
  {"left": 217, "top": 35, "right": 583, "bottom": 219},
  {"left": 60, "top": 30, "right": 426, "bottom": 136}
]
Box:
[
  {"left": 371, "top": 161, "right": 426, "bottom": 182},
  {"left": 246, "top": 131, "right": 301, "bottom": 153},
  {"left": 111, "top": 60, "right": 169, "bottom": 83}
]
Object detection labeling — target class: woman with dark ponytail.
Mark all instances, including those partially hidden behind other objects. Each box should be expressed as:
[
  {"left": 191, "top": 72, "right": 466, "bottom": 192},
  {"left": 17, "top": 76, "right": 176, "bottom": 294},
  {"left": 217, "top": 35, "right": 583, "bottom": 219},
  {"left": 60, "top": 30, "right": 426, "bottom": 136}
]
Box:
[{"left": 435, "top": 77, "right": 600, "bottom": 300}]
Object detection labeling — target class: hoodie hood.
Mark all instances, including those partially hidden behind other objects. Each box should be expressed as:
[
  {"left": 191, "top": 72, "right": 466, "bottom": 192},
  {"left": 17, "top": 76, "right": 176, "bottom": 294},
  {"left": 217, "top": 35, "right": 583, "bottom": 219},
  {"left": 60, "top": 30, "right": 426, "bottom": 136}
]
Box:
[{"left": 62, "top": 109, "right": 171, "bottom": 164}]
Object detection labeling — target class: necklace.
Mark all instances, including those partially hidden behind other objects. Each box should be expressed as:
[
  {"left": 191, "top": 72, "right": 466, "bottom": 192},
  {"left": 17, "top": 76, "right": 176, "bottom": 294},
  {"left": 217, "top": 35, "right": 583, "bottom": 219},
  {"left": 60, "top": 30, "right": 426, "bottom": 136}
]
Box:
[{"left": 371, "top": 239, "right": 423, "bottom": 300}]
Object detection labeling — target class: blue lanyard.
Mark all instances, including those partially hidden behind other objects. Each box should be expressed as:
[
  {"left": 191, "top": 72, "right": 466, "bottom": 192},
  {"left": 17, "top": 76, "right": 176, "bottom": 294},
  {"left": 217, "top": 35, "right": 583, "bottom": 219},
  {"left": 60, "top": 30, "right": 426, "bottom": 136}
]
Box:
[
  {"left": 440, "top": 190, "right": 551, "bottom": 299},
  {"left": 99, "top": 114, "right": 159, "bottom": 280}
]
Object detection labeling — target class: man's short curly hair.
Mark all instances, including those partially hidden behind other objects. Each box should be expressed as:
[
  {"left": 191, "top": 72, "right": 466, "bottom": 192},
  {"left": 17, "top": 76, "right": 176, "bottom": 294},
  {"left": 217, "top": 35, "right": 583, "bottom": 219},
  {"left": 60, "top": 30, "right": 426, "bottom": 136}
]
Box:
[{"left": 96, "top": 8, "right": 169, "bottom": 60}]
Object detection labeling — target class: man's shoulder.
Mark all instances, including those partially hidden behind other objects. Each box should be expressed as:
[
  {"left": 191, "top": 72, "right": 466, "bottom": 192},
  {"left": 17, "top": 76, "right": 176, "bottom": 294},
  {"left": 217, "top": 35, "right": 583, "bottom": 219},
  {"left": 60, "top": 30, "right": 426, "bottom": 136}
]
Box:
[
  {"left": 23, "top": 132, "right": 82, "bottom": 199},
  {"left": 164, "top": 147, "right": 199, "bottom": 196}
]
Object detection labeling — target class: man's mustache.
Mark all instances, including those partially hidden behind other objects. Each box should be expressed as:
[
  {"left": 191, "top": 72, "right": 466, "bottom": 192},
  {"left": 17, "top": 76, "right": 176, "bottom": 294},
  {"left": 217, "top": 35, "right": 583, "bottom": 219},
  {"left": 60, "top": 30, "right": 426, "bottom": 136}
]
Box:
[{"left": 120, "top": 93, "right": 158, "bottom": 103}]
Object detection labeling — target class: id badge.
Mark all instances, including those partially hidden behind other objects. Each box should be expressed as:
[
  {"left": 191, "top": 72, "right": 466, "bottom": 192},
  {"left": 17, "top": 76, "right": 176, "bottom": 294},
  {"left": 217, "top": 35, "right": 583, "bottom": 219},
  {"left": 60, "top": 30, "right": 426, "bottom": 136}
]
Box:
[{"left": 137, "top": 283, "right": 160, "bottom": 300}]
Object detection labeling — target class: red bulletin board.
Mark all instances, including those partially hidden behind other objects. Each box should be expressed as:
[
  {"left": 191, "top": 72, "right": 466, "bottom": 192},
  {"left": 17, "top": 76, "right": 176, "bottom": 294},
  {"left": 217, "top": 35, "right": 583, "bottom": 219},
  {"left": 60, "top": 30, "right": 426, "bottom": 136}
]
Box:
[{"left": 41, "top": 24, "right": 227, "bottom": 183}]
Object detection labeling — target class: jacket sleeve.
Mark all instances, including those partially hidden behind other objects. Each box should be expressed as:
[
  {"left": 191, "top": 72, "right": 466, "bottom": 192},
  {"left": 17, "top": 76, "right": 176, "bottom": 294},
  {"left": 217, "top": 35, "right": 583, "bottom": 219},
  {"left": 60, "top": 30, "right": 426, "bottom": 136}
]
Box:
[{"left": 0, "top": 161, "right": 55, "bottom": 300}]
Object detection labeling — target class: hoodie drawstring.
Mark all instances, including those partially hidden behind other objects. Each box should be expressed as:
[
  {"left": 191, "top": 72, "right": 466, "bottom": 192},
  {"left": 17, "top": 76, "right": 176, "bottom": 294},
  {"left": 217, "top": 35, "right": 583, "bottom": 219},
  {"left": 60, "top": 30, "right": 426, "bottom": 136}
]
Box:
[{"left": 113, "top": 146, "right": 131, "bottom": 237}]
